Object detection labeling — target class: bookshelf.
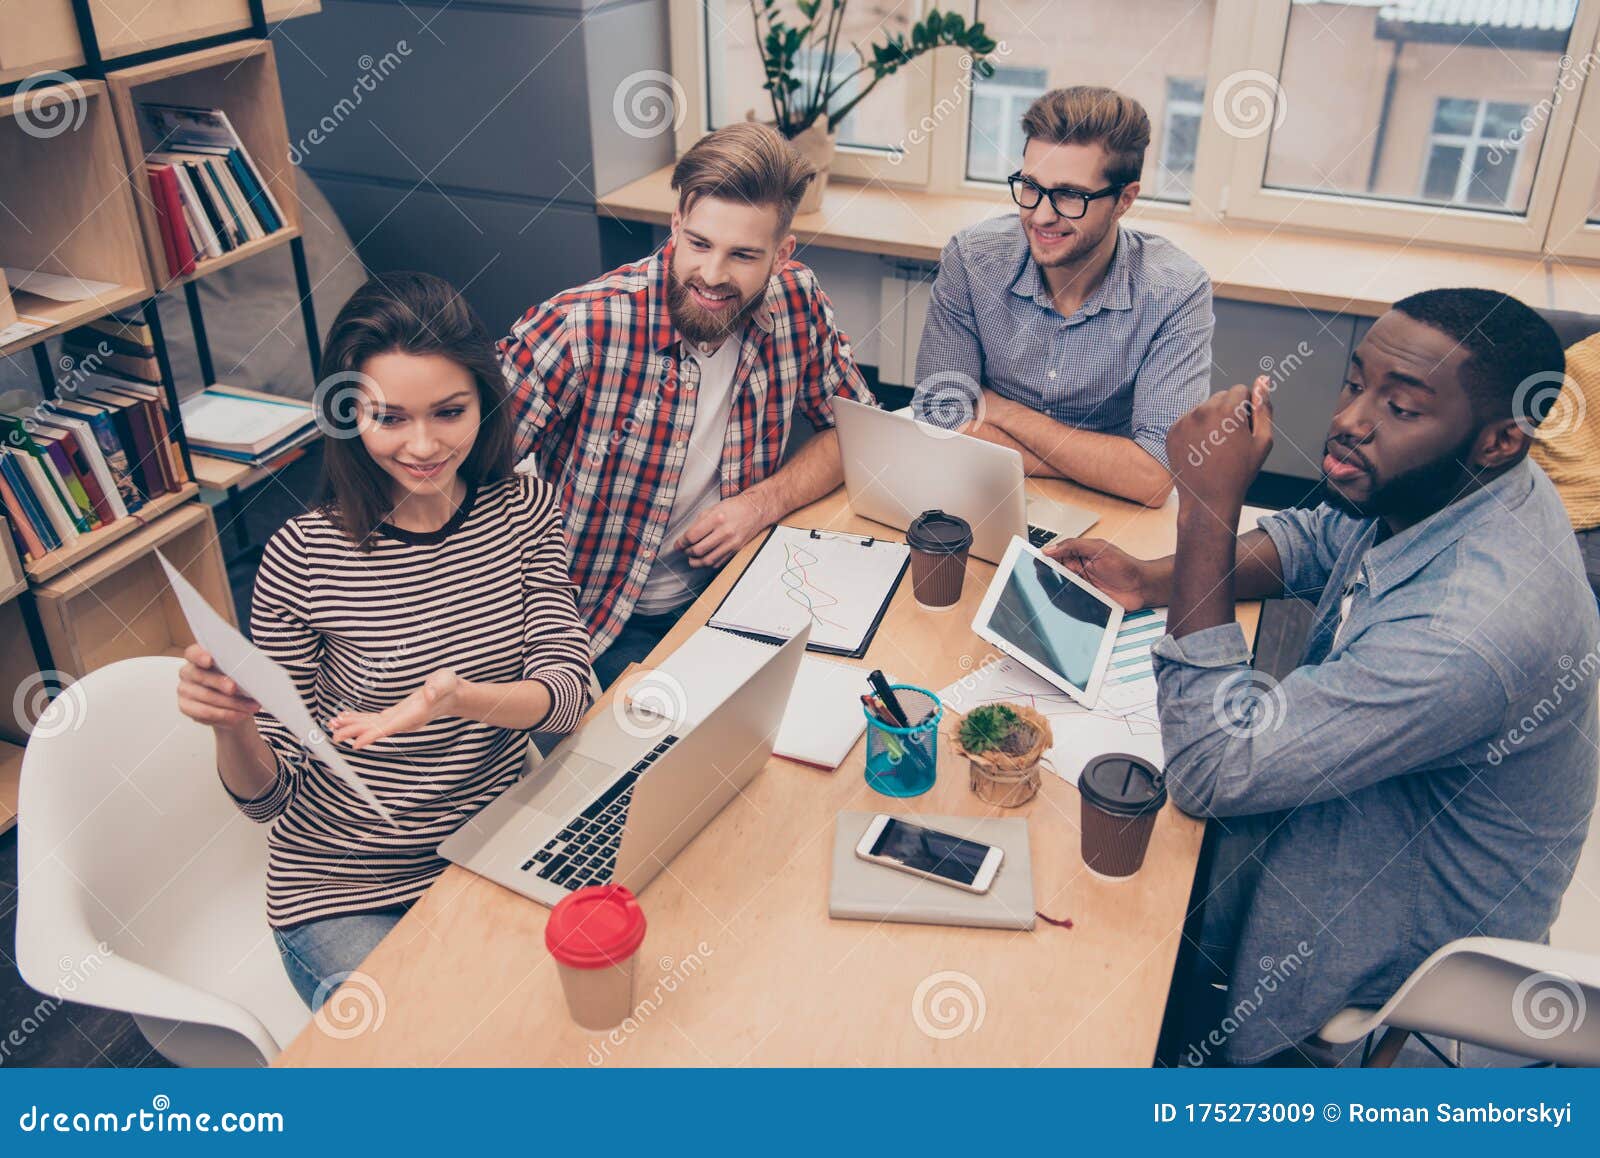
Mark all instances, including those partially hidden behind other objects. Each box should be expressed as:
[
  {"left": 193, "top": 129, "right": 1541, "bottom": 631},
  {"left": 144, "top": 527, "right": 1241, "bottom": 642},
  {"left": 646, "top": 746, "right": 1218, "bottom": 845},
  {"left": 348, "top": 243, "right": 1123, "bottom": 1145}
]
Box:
[
  {"left": 21, "top": 484, "right": 200, "bottom": 584},
  {"left": 0, "top": 2, "right": 321, "bottom": 86},
  {"left": 32, "top": 498, "right": 235, "bottom": 679},
  {"left": 0, "top": 79, "right": 154, "bottom": 356},
  {"left": 106, "top": 39, "right": 301, "bottom": 288}
]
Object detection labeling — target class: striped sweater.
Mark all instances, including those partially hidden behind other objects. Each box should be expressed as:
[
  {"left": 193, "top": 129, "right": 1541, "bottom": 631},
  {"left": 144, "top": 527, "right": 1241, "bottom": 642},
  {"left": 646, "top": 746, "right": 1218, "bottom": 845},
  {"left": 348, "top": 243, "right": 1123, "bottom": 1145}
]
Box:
[{"left": 236, "top": 475, "right": 594, "bottom": 928}]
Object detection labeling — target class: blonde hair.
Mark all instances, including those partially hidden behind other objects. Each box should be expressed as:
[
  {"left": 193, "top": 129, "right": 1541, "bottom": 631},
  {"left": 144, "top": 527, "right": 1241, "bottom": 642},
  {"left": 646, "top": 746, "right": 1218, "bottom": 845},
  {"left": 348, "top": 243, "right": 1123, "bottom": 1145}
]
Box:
[
  {"left": 671, "top": 122, "right": 815, "bottom": 233},
  {"left": 1021, "top": 86, "right": 1151, "bottom": 187}
]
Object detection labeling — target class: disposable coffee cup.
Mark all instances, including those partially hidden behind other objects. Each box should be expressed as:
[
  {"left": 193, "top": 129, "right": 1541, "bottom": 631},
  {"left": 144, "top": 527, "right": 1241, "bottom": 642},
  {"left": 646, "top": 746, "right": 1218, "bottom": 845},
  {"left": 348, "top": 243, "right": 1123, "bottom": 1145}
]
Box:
[
  {"left": 545, "top": 884, "right": 647, "bottom": 1030},
  {"left": 906, "top": 509, "right": 973, "bottom": 611},
  {"left": 1078, "top": 753, "right": 1166, "bottom": 880}
]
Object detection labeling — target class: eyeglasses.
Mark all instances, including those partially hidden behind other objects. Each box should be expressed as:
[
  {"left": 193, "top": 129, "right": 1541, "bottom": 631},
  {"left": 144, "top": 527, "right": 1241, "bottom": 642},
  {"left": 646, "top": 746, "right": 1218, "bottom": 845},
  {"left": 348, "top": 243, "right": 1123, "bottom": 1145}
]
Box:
[{"left": 1007, "top": 172, "right": 1124, "bottom": 219}]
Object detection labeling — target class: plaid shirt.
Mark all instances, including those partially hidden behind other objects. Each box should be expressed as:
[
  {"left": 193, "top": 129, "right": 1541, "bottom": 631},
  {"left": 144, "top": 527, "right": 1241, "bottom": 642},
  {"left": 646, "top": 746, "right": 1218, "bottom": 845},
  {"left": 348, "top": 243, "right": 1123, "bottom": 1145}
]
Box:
[{"left": 498, "top": 241, "right": 874, "bottom": 653}]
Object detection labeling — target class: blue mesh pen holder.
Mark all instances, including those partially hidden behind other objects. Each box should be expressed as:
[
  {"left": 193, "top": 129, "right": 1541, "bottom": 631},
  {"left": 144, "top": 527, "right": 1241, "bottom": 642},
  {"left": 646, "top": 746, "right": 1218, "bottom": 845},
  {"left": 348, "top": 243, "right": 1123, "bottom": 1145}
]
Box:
[{"left": 863, "top": 685, "right": 942, "bottom": 798}]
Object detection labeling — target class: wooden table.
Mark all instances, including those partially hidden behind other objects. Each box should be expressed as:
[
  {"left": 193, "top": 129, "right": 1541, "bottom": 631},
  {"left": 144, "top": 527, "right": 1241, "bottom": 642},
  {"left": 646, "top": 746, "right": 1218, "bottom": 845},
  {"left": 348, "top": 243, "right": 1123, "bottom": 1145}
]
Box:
[{"left": 276, "top": 478, "right": 1260, "bottom": 1067}]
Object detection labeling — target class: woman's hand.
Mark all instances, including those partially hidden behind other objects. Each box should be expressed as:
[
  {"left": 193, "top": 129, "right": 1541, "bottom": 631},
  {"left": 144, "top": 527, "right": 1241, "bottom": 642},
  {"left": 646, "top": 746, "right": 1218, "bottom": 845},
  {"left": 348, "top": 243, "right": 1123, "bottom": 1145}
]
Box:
[
  {"left": 328, "top": 669, "right": 462, "bottom": 751},
  {"left": 177, "top": 644, "right": 262, "bottom": 733}
]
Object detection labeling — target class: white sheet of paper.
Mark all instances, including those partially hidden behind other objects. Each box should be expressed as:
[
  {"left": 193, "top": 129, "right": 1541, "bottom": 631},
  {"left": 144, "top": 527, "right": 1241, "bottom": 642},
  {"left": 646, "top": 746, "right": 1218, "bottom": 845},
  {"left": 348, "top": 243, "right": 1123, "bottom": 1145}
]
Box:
[
  {"left": 3, "top": 268, "right": 120, "bottom": 303},
  {"left": 0, "top": 316, "right": 50, "bottom": 346},
  {"left": 158, "top": 552, "right": 394, "bottom": 823}
]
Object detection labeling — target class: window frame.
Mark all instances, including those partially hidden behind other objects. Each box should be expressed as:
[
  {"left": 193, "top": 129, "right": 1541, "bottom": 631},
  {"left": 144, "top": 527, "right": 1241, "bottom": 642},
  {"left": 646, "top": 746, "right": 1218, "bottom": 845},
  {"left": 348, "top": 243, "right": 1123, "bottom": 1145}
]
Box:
[
  {"left": 1420, "top": 97, "right": 1528, "bottom": 208},
  {"left": 1545, "top": 22, "right": 1600, "bottom": 259}
]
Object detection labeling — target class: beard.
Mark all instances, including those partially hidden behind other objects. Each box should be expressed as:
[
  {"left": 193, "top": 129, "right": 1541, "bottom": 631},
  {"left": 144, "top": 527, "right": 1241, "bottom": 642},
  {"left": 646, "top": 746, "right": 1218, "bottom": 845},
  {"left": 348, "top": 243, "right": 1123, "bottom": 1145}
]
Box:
[
  {"left": 666, "top": 260, "right": 765, "bottom": 346},
  {"left": 1318, "top": 432, "right": 1480, "bottom": 525},
  {"left": 1028, "top": 215, "right": 1113, "bottom": 270}
]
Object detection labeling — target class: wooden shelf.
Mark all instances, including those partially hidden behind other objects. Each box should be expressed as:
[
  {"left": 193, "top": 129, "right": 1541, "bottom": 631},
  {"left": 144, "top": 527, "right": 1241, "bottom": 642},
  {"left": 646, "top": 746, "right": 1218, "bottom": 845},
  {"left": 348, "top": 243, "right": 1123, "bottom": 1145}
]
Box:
[
  {"left": 106, "top": 38, "right": 302, "bottom": 289},
  {"left": 22, "top": 484, "right": 199, "bottom": 585},
  {"left": 0, "top": 79, "right": 154, "bottom": 359},
  {"left": 597, "top": 164, "right": 1600, "bottom": 319},
  {"left": 34, "top": 497, "right": 234, "bottom": 678},
  {"left": 0, "top": 2, "right": 322, "bottom": 86},
  {"left": 0, "top": 739, "right": 19, "bottom": 836},
  {"left": 0, "top": 524, "right": 24, "bottom": 604}
]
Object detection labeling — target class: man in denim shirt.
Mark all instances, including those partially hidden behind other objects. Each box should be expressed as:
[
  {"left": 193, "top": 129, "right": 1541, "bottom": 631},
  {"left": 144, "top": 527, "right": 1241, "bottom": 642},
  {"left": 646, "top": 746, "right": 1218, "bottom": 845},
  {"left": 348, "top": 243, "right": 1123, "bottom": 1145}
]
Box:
[{"left": 1048, "top": 289, "right": 1598, "bottom": 1065}]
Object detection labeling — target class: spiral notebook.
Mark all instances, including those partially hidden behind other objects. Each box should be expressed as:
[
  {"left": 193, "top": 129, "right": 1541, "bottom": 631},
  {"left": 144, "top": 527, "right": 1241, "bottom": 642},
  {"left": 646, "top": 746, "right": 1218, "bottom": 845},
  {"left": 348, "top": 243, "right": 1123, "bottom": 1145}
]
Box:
[{"left": 707, "top": 525, "right": 908, "bottom": 657}]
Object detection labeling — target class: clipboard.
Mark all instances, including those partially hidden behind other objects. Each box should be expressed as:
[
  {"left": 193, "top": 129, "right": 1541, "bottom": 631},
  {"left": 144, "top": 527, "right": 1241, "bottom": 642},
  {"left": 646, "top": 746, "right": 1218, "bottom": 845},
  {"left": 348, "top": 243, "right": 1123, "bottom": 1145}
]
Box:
[{"left": 705, "top": 525, "right": 908, "bottom": 658}]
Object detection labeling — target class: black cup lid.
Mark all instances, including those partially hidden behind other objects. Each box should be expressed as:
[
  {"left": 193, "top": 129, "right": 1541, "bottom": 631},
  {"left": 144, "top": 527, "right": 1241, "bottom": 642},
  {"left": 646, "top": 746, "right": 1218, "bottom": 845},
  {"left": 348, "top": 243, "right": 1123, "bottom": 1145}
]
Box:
[
  {"left": 906, "top": 509, "right": 972, "bottom": 554},
  {"left": 1079, "top": 753, "right": 1166, "bottom": 817}
]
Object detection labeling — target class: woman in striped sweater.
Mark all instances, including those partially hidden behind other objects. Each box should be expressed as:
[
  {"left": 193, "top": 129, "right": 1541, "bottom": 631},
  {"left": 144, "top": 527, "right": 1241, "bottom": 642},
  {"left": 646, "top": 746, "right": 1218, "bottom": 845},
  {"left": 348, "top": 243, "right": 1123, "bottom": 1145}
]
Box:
[{"left": 175, "top": 272, "right": 594, "bottom": 1009}]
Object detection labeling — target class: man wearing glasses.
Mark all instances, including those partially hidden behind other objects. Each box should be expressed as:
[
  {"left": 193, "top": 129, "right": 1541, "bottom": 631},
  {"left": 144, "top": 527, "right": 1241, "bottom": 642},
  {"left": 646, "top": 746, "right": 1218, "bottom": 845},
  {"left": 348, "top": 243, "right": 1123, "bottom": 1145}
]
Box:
[{"left": 914, "top": 86, "right": 1213, "bottom": 507}]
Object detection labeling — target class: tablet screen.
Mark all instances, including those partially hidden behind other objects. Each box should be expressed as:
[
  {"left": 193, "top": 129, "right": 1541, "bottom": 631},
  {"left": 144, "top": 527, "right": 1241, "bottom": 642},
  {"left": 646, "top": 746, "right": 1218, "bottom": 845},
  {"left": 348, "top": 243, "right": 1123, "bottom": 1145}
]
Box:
[{"left": 985, "top": 554, "right": 1114, "bottom": 691}]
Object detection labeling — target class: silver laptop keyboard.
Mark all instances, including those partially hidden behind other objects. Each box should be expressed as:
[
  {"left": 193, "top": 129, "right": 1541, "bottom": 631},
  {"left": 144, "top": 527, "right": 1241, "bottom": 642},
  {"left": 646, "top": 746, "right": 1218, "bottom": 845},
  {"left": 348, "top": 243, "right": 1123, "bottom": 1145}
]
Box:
[
  {"left": 520, "top": 735, "right": 680, "bottom": 891},
  {"left": 1026, "top": 523, "right": 1058, "bottom": 548}
]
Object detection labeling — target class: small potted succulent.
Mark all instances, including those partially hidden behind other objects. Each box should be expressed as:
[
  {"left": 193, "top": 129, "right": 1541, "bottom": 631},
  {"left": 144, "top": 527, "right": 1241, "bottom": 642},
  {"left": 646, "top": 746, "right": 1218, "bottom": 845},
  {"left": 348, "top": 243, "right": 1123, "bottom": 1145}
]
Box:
[
  {"left": 952, "top": 703, "right": 1052, "bottom": 807},
  {"left": 748, "top": 0, "right": 1002, "bottom": 212}
]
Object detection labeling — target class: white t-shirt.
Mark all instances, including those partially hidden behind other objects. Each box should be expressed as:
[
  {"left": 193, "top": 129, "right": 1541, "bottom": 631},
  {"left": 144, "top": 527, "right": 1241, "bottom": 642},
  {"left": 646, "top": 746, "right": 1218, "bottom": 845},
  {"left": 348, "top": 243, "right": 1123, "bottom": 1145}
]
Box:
[{"left": 634, "top": 336, "right": 743, "bottom": 615}]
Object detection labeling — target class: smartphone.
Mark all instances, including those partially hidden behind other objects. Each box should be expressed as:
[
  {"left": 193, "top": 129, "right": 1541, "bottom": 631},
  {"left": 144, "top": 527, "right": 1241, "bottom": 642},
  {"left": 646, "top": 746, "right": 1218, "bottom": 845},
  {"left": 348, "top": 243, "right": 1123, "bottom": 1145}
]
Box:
[{"left": 854, "top": 814, "right": 1004, "bottom": 894}]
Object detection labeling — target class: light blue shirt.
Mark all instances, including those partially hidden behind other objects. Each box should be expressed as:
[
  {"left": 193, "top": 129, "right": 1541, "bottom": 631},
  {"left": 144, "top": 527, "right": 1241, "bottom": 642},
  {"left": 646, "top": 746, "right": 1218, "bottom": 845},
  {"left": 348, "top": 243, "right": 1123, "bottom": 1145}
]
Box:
[
  {"left": 1153, "top": 459, "right": 1599, "bottom": 1064},
  {"left": 913, "top": 216, "right": 1213, "bottom": 467}
]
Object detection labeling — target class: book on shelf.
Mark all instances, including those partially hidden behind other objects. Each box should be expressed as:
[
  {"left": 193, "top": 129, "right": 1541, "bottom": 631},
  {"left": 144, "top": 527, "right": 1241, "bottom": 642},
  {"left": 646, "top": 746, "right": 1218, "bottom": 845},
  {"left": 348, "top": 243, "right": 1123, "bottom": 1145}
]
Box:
[
  {"left": 139, "top": 103, "right": 289, "bottom": 279},
  {"left": 180, "top": 387, "right": 317, "bottom": 464}
]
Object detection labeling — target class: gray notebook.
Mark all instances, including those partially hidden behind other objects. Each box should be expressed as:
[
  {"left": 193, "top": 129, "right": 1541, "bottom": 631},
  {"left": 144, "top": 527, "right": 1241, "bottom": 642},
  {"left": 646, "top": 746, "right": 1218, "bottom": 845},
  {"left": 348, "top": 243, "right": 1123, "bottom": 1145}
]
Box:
[{"left": 829, "top": 811, "right": 1036, "bottom": 931}]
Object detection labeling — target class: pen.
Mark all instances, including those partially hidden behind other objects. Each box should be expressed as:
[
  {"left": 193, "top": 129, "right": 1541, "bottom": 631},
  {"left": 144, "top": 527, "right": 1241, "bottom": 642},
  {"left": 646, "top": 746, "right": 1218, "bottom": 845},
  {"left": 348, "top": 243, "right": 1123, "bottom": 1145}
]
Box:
[{"left": 868, "top": 670, "right": 911, "bottom": 727}]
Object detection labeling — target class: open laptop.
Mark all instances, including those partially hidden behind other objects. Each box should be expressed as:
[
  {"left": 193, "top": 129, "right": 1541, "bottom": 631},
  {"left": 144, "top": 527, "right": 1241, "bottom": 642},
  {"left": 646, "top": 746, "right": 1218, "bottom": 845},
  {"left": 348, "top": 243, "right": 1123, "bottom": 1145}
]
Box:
[
  {"left": 440, "top": 626, "right": 810, "bottom": 906},
  {"left": 834, "top": 397, "right": 1098, "bottom": 564}
]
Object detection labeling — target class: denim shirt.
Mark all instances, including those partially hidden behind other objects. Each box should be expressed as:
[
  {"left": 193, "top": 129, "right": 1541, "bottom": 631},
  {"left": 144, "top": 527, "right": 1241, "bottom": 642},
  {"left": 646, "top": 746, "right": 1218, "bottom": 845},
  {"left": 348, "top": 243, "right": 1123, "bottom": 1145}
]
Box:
[{"left": 1152, "top": 459, "right": 1598, "bottom": 1064}]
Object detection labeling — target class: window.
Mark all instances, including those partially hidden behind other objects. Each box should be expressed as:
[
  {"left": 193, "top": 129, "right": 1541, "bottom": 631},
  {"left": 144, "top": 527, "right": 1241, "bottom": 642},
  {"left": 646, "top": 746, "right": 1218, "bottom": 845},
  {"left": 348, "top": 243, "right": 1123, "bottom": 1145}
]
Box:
[
  {"left": 1156, "top": 77, "right": 1205, "bottom": 201},
  {"left": 702, "top": 0, "right": 929, "bottom": 154},
  {"left": 963, "top": 0, "right": 1217, "bottom": 204},
  {"left": 967, "top": 65, "right": 1046, "bottom": 182},
  {"left": 1420, "top": 98, "right": 1528, "bottom": 208},
  {"left": 1260, "top": 1, "right": 1573, "bottom": 216}
]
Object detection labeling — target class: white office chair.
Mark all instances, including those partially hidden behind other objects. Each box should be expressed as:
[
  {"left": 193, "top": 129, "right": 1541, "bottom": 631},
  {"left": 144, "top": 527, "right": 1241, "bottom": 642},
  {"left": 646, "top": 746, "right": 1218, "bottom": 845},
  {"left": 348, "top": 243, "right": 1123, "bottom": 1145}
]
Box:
[
  {"left": 1318, "top": 937, "right": 1600, "bottom": 1067},
  {"left": 14, "top": 656, "right": 310, "bottom": 1066}
]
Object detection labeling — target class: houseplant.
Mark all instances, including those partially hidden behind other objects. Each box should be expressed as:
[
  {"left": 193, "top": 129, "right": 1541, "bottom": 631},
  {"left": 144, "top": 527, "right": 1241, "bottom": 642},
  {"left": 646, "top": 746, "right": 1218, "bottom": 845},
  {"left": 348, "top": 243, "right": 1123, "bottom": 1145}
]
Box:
[
  {"left": 749, "top": 0, "right": 1001, "bottom": 211},
  {"left": 952, "top": 702, "right": 1052, "bottom": 807}
]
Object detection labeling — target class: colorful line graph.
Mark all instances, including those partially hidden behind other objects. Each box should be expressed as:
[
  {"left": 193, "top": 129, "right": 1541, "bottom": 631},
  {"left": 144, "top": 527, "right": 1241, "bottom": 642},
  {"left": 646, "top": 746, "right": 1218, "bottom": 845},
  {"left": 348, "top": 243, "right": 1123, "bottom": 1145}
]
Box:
[{"left": 780, "top": 542, "right": 846, "bottom": 630}]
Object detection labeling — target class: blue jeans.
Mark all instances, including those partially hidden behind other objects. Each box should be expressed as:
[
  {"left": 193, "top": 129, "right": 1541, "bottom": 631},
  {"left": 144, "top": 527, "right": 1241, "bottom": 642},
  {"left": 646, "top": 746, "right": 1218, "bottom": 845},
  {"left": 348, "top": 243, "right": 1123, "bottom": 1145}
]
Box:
[
  {"left": 272, "top": 906, "right": 410, "bottom": 1010},
  {"left": 592, "top": 608, "right": 687, "bottom": 689}
]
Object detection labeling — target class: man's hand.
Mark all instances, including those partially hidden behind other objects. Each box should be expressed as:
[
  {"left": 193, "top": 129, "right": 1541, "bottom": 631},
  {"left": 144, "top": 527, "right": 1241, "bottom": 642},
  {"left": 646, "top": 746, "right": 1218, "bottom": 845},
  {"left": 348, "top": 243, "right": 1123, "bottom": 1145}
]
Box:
[
  {"left": 1044, "top": 537, "right": 1157, "bottom": 610},
  {"left": 329, "top": 669, "right": 461, "bottom": 751},
  {"left": 1167, "top": 376, "right": 1274, "bottom": 517},
  {"left": 680, "top": 493, "right": 769, "bottom": 569}
]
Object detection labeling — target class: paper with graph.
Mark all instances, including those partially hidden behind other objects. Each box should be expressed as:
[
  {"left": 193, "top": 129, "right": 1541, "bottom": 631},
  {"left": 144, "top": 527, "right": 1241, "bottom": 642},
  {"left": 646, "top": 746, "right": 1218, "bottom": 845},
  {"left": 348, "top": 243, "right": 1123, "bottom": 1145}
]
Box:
[
  {"left": 707, "top": 525, "right": 908, "bottom": 656},
  {"left": 939, "top": 609, "right": 1170, "bottom": 786},
  {"left": 158, "top": 552, "right": 395, "bottom": 824}
]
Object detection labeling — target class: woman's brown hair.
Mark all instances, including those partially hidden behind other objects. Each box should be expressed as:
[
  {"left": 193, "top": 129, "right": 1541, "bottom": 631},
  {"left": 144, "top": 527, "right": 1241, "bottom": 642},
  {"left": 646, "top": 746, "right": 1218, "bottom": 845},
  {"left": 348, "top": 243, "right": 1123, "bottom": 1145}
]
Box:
[{"left": 315, "top": 271, "right": 515, "bottom": 549}]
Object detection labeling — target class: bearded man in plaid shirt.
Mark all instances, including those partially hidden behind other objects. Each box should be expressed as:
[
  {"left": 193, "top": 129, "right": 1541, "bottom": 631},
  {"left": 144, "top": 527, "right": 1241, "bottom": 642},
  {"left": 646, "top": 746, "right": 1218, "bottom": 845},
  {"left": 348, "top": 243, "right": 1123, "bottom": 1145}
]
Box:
[{"left": 499, "top": 123, "right": 876, "bottom": 688}]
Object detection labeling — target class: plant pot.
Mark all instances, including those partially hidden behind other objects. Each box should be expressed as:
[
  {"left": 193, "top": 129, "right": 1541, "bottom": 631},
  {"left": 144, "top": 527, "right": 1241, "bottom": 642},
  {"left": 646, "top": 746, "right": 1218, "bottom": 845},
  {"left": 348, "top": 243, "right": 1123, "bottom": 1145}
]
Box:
[
  {"left": 788, "top": 122, "right": 836, "bottom": 215},
  {"left": 952, "top": 704, "right": 1053, "bottom": 808}
]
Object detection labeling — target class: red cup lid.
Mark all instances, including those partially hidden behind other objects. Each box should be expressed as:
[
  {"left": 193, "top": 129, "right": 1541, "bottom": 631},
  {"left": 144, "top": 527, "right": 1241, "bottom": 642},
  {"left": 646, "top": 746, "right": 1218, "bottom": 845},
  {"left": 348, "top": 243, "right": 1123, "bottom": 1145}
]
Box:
[{"left": 545, "top": 884, "right": 647, "bottom": 969}]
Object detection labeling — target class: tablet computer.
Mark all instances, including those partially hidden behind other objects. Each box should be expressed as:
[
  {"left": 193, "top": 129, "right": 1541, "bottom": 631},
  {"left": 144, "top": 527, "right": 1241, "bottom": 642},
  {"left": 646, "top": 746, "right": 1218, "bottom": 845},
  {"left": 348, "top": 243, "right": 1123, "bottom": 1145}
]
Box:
[{"left": 972, "top": 536, "right": 1125, "bottom": 708}]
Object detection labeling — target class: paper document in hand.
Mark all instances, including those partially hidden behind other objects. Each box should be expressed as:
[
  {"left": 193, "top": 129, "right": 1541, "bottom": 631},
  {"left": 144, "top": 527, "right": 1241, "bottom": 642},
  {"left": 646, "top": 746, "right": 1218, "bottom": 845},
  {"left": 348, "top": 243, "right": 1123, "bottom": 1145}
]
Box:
[{"left": 157, "top": 552, "right": 394, "bottom": 823}]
